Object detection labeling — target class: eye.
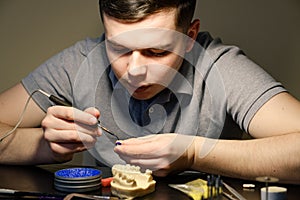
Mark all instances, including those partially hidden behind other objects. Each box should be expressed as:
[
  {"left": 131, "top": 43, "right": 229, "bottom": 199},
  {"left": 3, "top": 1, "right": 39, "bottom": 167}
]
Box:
[
  {"left": 144, "top": 49, "right": 170, "bottom": 57},
  {"left": 107, "top": 43, "right": 131, "bottom": 55},
  {"left": 112, "top": 46, "right": 130, "bottom": 54}
]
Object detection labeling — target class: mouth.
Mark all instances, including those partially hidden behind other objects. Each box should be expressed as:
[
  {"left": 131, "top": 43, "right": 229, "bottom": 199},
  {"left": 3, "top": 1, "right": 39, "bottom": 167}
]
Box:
[
  {"left": 134, "top": 85, "right": 151, "bottom": 93},
  {"left": 127, "top": 83, "right": 151, "bottom": 93}
]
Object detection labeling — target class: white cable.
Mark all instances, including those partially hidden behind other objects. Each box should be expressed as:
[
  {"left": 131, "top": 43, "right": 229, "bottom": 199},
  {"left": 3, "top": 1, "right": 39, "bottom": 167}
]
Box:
[{"left": 0, "top": 90, "right": 41, "bottom": 142}]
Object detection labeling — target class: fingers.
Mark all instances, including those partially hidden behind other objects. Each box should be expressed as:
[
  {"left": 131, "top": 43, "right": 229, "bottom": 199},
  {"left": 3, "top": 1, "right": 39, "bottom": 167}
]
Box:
[
  {"left": 42, "top": 106, "right": 101, "bottom": 161},
  {"left": 114, "top": 134, "right": 195, "bottom": 176},
  {"left": 46, "top": 106, "right": 100, "bottom": 127},
  {"left": 114, "top": 134, "right": 173, "bottom": 159},
  {"left": 49, "top": 142, "right": 85, "bottom": 163},
  {"left": 44, "top": 128, "right": 97, "bottom": 145},
  {"left": 42, "top": 106, "right": 102, "bottom": 137},
  {"left": 118, "top": 154, "right": 168, "bottom": 169},
  {"left": 49, "top": 141, "right": 87, "bottom": 155},
  {"left": 84, "top": 107, "right": 101, "bottom": 119},
  {"left": 114, "top": 135, "right": 173, "bottom": 172},
  {"left": 117, "top": 152, "right": 180, "bottom": 177}
]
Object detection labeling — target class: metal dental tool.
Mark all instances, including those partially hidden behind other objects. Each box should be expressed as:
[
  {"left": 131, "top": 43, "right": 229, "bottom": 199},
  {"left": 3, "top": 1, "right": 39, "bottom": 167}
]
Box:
[
  {"left": 38, "top": 89, "right": 120, "bottom": 140},
  {"left": 39, "top": 90, "right": 120, "bottom": 140},
  {"left": 0, "top": 89, "right": 119, "bottom": 142}
]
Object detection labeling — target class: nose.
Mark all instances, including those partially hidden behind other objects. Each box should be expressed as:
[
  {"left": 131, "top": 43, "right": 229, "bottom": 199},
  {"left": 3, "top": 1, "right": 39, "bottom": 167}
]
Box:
[{"left": 127, "top": 50, "right": 147, "bottom": 80}]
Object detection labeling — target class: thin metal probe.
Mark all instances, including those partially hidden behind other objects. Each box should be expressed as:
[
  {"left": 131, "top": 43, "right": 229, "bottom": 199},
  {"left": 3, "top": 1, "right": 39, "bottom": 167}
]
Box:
[
  {"left": 97, "top": 124, "right": 119, "bottom": 140},
  {"left": 222, "top": 191, "right": 239, "bottom": 200},
  {"left": 222, "top": 182, "right": 247, "bottom": 200},
  {"left": 38, "top": 90, "right": 119, "bottom": 140}
]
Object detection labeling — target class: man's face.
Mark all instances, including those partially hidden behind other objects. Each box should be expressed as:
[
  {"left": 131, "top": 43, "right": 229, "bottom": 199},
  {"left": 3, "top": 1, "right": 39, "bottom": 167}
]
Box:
[{"left": 103, "top": 9, "right": 189, "bottom": 100}]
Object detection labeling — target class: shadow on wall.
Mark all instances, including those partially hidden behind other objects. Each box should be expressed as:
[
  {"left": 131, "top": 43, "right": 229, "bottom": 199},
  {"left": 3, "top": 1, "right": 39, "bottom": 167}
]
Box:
[{"left": 196, "top": 0, "right": 300, "bottom": 99}]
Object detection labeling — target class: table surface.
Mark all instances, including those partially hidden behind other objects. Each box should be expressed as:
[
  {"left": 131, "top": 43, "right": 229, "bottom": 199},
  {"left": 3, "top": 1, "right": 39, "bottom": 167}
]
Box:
[{"left": 0, "top": 164, "right": 299, "bottom": 199}]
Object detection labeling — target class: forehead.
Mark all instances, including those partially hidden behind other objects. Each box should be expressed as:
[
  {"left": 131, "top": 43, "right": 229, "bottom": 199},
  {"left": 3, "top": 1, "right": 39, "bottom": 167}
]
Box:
[
  {"left": 103, "top": 9, "right": 184, "bottom": 50},
  {"left": 103, "top": 9, "right": 177, "bottom": 35}
]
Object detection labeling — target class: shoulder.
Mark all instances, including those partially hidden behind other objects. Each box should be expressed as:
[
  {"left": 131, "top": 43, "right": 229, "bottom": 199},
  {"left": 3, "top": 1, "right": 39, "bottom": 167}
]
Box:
[
  {"left": 195, "top": 31, "right": 214, "bottom": 49},
  {"left": 60, "top": 34, "right": 105, "bottom": 58},
  {"left": 74, "top": 34, "right": 105, "bottom": 56},
  {"left": 40, "top": 34, "right": 106, "bottom": 72},
  {"left": 196, "top": 32, "right": 245, "bottom": 60}
]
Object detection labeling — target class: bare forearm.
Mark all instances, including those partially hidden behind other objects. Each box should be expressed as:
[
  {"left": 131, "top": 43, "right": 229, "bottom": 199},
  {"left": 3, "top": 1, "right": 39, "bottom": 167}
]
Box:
[
  {"left": 0, "top": 123, "right": 56, "bottom": 165},
  {"left": 192, "top": 133, "right": 300, "bottom": 184}
]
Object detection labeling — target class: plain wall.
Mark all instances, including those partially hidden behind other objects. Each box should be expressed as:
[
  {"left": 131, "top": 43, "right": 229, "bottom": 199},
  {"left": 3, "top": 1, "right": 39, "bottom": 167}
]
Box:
[
  {"left": 1, "top": 0, "right": 299, "bottom": 98},
  {"left": 0, "top": 0, "right": 299, "bottom": 164},
  {"left": 196, "top": 0, "right": 300, "bottom": 99},
  {"left": 0, "top": 0, "right": 102, "bottom": 92}
]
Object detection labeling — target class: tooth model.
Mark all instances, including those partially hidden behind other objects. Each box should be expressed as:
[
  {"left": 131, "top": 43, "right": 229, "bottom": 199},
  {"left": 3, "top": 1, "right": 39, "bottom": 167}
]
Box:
[{"left": 110, "top": 164, "right": 156, "bottom": 199}]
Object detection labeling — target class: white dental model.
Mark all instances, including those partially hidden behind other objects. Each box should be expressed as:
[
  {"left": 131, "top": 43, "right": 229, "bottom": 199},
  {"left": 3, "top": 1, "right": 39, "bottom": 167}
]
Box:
[{"left": 110, "top": 164, "right": 156, "bottom": 199}]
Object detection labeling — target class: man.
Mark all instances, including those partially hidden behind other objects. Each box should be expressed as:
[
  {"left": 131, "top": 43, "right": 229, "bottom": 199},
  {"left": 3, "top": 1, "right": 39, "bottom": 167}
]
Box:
[{"left": 0, "top": 0, "right": 299, "bottom": 184}]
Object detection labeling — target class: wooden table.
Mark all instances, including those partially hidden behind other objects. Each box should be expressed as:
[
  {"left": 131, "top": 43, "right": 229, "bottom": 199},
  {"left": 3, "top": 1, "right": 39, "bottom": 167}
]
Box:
[{"left": 0, "top": 164, "right": 299, "bottom": 199}]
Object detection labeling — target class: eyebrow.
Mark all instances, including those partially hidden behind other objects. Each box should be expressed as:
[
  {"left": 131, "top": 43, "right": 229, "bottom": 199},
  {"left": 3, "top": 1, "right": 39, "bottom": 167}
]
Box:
[
  {"left": 106, "top": 38, "right": 174, "bottom": 50},
  {"left": 106, "top": 39, "right": 124, "bottom": 47}
]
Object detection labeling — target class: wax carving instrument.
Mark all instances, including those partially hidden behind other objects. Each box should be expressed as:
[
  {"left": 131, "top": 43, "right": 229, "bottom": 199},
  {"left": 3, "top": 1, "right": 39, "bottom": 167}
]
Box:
[{"left": 38, "top": 89, "right": 119, "bottom": 140}]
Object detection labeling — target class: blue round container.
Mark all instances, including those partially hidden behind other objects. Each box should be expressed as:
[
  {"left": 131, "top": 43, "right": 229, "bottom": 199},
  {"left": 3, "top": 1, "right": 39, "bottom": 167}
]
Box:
[
  {"left": 54, "top": 168, "right": 102, "bottom": 192},
  {"left": 55, "top": 167, "right": 102, "bottom": 180}
]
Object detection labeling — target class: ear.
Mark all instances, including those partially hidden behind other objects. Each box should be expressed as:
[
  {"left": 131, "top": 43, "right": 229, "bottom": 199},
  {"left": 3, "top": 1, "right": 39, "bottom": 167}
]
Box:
[{"left": 185, "top": 19, "right": 200, "bottom": 52}]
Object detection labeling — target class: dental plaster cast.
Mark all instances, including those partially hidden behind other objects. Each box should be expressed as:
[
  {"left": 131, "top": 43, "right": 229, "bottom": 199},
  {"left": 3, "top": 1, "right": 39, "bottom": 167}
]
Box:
[{"left": 110, "top": 164, "right": 156, "bottom": 199}]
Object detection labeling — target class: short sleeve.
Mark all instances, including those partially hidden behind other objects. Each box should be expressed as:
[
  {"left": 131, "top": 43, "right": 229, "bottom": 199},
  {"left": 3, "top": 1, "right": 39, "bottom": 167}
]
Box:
[
  {"left": 205, "top": 38, "right": 286, "bottom": 133},
  {"left": 21, "top": 36, "right": 104, "bottom": 112}
]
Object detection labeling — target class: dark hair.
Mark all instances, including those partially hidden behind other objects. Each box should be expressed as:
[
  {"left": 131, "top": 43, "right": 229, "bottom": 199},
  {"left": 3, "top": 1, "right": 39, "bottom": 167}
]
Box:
[{"left": 99, "top": 0, "right": 196, "bottom": 32}]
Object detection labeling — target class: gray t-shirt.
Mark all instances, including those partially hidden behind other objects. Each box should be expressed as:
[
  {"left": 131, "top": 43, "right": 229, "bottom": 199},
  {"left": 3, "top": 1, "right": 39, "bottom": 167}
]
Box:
[{"left": 22, "top": 32, "right": 286, "bottom": 166}]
